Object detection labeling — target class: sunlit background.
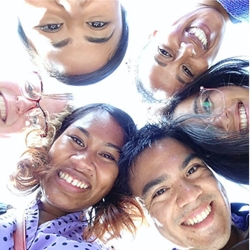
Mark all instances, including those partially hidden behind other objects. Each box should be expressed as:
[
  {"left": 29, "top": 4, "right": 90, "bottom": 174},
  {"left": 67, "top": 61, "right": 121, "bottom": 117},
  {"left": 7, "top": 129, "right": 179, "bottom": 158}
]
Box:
[{"left": 0, "top": 1, "right": 249, "bottom": 249}]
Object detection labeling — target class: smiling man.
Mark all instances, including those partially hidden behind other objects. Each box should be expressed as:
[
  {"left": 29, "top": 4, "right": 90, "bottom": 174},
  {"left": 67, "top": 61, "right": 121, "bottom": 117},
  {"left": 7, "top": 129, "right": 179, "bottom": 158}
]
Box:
[
  {"left": 135, "top": 0, "right": 249, "bottom": 101},
  {"left": 118, "top": 123, "right": 249, "bottom": 250}
]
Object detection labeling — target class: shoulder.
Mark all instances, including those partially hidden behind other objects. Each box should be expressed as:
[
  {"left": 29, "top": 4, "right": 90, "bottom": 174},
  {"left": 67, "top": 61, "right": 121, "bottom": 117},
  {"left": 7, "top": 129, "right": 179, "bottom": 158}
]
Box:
[{"left": 217, "top": 0, "right": 249, "bottom": 23}]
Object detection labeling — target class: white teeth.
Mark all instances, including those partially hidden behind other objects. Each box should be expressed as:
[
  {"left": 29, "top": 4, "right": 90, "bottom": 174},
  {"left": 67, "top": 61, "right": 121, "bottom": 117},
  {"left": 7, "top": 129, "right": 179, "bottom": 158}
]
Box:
[
  {"left": 0, "top": 94, "right": 7, "bottom": 121},
  {"left": 184, "top": 205, "right": 211, "bottom": 226},
  {"left": 239, "top": 104, "right": 248, "bottom": 130},
  {"left": 59, "top": 171, "right": 89, "bottom": 189},
  {"left": 188, "top": 27, "right": 208, "bottom": 49}
]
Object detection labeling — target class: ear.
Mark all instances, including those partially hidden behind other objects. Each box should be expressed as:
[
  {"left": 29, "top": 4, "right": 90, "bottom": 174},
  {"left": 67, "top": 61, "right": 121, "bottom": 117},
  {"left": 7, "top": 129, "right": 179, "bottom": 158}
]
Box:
[{"left": 148, "top": 30, "right": 159, "bottom": 40}]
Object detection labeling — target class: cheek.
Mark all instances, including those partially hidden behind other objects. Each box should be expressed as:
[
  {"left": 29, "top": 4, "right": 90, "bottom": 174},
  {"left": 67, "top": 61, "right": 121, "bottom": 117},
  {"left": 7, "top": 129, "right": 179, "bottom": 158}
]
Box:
[{"left": 98, "top": 166, "right": 119, "bottom": 189}]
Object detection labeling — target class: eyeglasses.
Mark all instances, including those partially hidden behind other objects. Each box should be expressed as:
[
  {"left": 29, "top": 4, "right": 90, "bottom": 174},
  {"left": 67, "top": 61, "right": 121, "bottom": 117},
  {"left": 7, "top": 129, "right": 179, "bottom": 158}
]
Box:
[
  {"left": 198, "top": 86, "right": 225, "bottom": 116},
  {"left": 22, "top": 72, "right": 48, "bottom": 137}
]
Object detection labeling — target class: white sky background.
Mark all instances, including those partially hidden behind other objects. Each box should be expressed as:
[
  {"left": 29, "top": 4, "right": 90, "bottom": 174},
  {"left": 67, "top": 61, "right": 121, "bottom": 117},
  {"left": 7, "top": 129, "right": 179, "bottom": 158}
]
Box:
[{"left": 0, "top": 1, "right": 249, "bottom": 249}]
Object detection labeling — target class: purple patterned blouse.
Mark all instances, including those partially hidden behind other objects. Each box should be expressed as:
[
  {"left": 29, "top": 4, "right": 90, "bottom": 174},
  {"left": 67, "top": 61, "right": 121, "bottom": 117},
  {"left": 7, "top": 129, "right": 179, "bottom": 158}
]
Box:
[{"left": 0, "top": 200, "right": 111, "bottom": 250}]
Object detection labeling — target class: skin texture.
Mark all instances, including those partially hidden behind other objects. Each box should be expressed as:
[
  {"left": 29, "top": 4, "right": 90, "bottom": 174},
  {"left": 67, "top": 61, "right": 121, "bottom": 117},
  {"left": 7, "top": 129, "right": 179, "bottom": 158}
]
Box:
[
  {"left": 137, "top": 5, "right": 227, "bottom": 98},
  {"left": 173, "top": 86, "right": 249, "bottom": 132},
  {"left": 0, "top": 77, "right": 67, "bottom": 136},
  {"left": 40, "top": 110, "right": 126, "bottom": 222},
  {"left": 129, "top": 138, "right": 232, "bottom": 250},
  {"left": 17, "top": 0, "right": 122, "bottom": 75}
]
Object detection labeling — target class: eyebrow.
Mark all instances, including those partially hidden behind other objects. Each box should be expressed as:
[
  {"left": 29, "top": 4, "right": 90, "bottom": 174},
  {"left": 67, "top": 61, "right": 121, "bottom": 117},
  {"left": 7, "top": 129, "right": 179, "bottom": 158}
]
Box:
[
  {"left": 76, "top": 126, "right": 121, "bottom": 152},
  {"left": 154, "top": 57, "right": 186, "bottom": 85},
  {"left": 52, "top": 38, "right": 72, "bottom": 48},
  {"left": 84, "top": 29, "right": 115, "bottom": 44},
  {"left": 52, "top": 29, "right": 115, "bottom": 48},
  {"left": 141, "top": 153, "right": 199, "bottom": 198}
]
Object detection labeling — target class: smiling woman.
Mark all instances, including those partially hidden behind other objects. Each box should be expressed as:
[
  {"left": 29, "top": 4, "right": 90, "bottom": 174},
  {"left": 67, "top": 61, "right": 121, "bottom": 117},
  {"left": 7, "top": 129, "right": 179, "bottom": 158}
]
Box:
[
  {"left": 0, "top": 72, "right": 73, "bottom": 137},
  {"left": 16, "top": 0, "right": 128, "bottom": 86},
  {"left": 0, "top": 103, "right": 142, "bottom": 249}
]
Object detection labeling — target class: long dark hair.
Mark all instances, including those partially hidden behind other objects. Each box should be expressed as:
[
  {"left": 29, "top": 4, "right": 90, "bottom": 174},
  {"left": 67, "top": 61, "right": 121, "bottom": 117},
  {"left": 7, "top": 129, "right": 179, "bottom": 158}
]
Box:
[{"left": 18, "top": 6, "right": 129, "bottom": 86}]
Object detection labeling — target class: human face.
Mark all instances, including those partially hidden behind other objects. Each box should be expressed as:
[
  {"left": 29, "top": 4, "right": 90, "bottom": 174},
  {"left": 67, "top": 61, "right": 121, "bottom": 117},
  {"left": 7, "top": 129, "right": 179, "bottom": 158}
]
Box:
[
  {"left": 138, "top": 7, "right": 226, "bottom": 98},
  {"left": 0, "top": 74, "right": 66, "bottom": 136},
  {"left": 129, "top": 138, "right": 231, "bottom": 250},
  {"left": 40, "top": 110, "right": 125, "bottom": 214},
  {"left": 18, "top": 0, "right": 122, "bottom": 75},
  {"left": 174, "top": 86, "right": 249, "bottom": 132}
]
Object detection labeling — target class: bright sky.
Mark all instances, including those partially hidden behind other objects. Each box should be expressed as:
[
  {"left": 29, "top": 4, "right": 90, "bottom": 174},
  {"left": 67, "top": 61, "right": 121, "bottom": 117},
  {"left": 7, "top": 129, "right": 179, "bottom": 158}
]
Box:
[{"left": 0, "top": 1, "right": 249, "bottom": 249}]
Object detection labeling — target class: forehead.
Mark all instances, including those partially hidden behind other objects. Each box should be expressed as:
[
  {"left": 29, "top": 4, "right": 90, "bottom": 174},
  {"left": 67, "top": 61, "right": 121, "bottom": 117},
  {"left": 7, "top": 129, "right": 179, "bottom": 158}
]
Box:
[{"left": 66, "top": 110, "right": 125, "bottom": 143}]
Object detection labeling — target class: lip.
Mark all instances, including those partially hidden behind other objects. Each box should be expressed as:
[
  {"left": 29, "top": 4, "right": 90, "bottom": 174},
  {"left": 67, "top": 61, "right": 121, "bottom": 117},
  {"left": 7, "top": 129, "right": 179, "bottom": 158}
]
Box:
[
  {"left": 236, "top": 102, "right": 249, "bottom": 131},
  {"left": 55, "top": 168, "right": 91, "bottom": 193},
  {"left": 187, "top": 23, "right": 210, "bottom": 51},
  {"left": 0, "top": 93, "right": 7, "bottom": 122},
  {"left": 181, "top": 202, "right": 214, "bottom": 229}
]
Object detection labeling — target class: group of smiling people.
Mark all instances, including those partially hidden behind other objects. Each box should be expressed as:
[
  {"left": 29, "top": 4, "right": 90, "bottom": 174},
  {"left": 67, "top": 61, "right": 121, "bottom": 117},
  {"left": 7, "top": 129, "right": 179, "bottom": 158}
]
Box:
[{"left": 0, "top": 0, "right": 249, "bottom": 250}]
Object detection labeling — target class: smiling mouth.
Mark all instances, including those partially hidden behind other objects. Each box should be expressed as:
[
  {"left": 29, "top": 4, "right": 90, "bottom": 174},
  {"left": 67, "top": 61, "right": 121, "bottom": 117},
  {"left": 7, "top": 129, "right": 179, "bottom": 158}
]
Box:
[
  {"left": 182, "top": 204, "right": 211, "bottom": 226},
  {"left": 59, "top": 171, "right": 90, "bottom": 189},
  {"left": 0, "top": 94, "right": 7, "bottom": 122},
  {"left": 239, "top": 102, "right": 248, "bottom": 130},
  {"left": 188, "top": 27, "right": 208, "bottom": 50}
]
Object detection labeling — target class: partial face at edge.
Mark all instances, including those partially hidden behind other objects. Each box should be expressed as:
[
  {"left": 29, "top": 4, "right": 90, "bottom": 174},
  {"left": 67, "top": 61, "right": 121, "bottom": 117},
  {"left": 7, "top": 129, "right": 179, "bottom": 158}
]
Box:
[
  {"left": 173, "top": 86, "right": 249, "bottom": 132},
  {"left": 129, "top": 138, "right": 231, "bottom": 249},
  {"left": 18, "top": 0, "right": 123, "bottom": 75},
  {"left": 0, "top": 75, "right": 67, "bottom": 136}
]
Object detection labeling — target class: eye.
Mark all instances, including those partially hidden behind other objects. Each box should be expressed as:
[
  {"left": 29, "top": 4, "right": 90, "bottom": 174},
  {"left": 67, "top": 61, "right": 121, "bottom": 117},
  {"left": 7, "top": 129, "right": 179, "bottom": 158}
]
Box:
[
  {"left": 182, "top": 65, "right": 194, "bottom": 77},
  {"left": 39, "top": 23, "right": 63, "bottom": 32},
  {"left": 98, "top": 153, "right": 116, "bottom": 162},
  {"left": 87, "top": 21, "right": 108, "bottom": 28},
  {"left": 158, "top": 46, "right": 172, "bottom": 58},
  {"left": 69, "top": 136, "right": 85, "bottom": 147},
  {"left": 24, "top": 82, "right": 41, "bottom": 100},
  {"left": 152, "top": 188, "right": 168, "bottom": 199},
  {"left": 202, "top": 96, "right": 214, "bottom": 114}
]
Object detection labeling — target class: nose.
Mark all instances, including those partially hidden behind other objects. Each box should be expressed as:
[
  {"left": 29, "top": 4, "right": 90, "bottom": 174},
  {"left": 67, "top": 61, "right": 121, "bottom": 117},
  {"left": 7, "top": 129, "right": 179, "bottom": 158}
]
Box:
[
  {"left": 176, "top": 181, "right": 202, "bottom": 208},
  {"left": 70, "top": 152, "right": 95, "bottom": 172},
  {"left": 180, "top": 42, "right": 196, "bottom": 58},
  {"left": 16, "top": 96, "right": 37, "bottom": 115},
  {"left": 212, "top": 109, "right": 232, "bottom": 131},
  {"left": 56, "top": 0, "right": 88, "bottom": 9}
]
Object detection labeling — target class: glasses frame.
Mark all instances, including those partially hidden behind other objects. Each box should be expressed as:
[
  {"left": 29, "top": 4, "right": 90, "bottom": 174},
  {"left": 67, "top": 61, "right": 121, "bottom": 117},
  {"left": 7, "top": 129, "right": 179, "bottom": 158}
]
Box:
[
  {"left": 199, "top": 86, "right": 225, "bottom": 117},
  {"left": 24, "top": 72, "right": 48, "bottom": 138}
]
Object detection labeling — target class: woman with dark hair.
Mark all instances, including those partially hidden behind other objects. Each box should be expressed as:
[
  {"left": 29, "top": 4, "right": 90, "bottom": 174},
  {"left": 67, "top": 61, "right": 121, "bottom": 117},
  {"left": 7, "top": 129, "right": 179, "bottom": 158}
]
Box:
[
  {"left": 0, "top": 103, "right": 142, "bottom": 249},
  {"left": 161, "top": 57, "right": 249, "bottom": 133},
  {"left": 16, "top": 0, "right": 129, "bottom": 86}
]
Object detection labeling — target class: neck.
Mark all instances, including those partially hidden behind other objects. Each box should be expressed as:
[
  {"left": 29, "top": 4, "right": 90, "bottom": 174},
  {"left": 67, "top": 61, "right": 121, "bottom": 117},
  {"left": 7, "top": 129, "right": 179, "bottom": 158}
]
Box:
[
  {"left": 221, "top": 225, "right": 241, "bottom": 250},
  {"left": 38, "top": 200, "right": 67, "bottom": 226}
]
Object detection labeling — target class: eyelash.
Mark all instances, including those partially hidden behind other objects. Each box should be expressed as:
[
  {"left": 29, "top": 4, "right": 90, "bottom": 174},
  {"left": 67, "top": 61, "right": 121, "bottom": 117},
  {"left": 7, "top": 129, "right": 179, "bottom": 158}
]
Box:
[
  {"left": 152, "top": 187, "right": 168, "bottom": 199},
  {"left": 87, "top": 21, "right": 108, "bottom": 28},
  {"left": 158, "top": 47, "right": 172, "bottom": 58},
  {"left": 69, "top": 136, "right": 85, "bottom": 147},
  {"left": 98, "top": 153, "right": 116, "bottom": 162},
  {"left": 182, "top": 65, "right": 194, "bottom": 77},
  {"left": 39, "top": 23, "right": 63, "bottom": 32}
]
